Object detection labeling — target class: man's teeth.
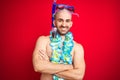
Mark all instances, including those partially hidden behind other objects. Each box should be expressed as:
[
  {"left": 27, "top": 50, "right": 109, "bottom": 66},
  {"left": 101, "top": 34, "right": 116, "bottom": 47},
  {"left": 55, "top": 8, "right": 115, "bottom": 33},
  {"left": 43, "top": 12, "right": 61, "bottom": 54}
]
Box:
[{"left": 61, "top": 28, "right": 66, "bottom": 29}]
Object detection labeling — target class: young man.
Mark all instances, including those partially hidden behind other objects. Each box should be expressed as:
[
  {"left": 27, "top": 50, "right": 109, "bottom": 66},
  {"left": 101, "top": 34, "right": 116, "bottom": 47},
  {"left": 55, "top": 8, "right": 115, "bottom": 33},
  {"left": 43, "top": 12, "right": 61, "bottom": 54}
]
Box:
[{"left": 33, "top": 4, "right": 85, "bottom": 80}]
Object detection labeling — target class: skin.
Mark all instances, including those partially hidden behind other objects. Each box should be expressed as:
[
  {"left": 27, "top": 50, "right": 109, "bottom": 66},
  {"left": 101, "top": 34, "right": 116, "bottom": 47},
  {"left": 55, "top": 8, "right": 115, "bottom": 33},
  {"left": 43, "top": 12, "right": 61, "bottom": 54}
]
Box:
[{"left": 32, "top": 9, "right": 86, "bottom": 80}]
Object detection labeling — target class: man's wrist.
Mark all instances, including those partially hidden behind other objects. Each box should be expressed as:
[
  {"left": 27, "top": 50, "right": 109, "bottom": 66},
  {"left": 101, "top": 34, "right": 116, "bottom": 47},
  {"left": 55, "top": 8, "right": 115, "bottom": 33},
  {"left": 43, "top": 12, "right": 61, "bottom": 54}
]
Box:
[{"left": 66, "top": 64, "right": 73, "bottom": 70}]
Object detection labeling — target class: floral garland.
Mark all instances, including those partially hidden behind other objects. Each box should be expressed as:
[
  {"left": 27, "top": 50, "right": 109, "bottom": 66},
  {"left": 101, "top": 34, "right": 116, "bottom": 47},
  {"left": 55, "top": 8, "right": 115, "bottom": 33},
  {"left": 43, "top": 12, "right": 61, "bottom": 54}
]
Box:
[{"left": 49, "top": 31, "right": 74, "bottom": 80}]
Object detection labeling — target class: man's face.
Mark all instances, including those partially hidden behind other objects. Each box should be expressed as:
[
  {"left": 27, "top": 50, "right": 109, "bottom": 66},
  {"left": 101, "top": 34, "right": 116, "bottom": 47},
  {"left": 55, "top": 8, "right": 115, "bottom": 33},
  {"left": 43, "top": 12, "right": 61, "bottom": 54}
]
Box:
[{"left": 54, "top": 9, "right": 73, "bottom": 35}]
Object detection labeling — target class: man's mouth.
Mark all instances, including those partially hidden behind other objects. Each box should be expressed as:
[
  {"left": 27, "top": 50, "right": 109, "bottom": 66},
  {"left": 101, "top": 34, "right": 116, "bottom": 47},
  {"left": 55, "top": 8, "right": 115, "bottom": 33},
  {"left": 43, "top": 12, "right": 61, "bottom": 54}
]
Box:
[
  {"left": 61, "top": 27, "right": 67, "bottom": 30},
  {"left": 60, "top": 26, "right": 68, "bottom": 31}
]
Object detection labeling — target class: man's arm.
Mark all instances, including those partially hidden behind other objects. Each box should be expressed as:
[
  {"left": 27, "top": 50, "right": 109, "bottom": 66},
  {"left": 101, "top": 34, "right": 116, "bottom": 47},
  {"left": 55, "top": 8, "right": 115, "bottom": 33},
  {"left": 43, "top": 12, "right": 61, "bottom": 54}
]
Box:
[
  {"left": 32, "top": 36, "right": 73, "bottom": 74},
  {"left": 55, "top": 43, "right": 86, "bottom": 80}
]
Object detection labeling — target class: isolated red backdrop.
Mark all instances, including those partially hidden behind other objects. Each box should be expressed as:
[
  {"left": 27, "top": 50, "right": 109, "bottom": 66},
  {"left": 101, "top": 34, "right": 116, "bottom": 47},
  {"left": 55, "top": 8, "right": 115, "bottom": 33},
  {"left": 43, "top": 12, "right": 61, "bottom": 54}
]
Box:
[{"left": 0, "top": 0, "right": 120, "bottom": 80}]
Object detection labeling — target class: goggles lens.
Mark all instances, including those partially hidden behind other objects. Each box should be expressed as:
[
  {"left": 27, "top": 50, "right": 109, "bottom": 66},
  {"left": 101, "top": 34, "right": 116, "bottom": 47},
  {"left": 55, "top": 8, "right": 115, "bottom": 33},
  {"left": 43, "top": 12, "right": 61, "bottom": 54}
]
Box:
[{"left": 56, "top": 4, "right": 74, "bottom": 12}]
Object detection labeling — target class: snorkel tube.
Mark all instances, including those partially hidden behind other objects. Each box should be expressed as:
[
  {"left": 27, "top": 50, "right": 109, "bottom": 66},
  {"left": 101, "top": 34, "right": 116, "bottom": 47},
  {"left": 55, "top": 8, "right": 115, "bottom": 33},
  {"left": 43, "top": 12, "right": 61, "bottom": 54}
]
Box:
[
  {"left": 52, "top": 0, "right": 57, "bottom": 28},
  {"left": 51, "top": 0, "right": 57, "bottom": 38}
]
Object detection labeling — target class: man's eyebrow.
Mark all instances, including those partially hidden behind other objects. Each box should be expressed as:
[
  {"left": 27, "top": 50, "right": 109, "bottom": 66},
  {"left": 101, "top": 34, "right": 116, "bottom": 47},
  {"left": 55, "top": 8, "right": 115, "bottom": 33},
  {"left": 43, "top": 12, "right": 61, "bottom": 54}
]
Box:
[
  {"left": 57, "top": 18, "right": 63, "bottom": 20},
  {"left": 57, "top": 18, "right": 71, "bottom": 20},
  {"left": 66, "top": 19, "right": 71, "bottom": 21},
  {"left": 57, "top": 18, "right": 63, "bottom": 21},
  {"left": 66, "top": 19, "right": 71, "bottom": 20}
]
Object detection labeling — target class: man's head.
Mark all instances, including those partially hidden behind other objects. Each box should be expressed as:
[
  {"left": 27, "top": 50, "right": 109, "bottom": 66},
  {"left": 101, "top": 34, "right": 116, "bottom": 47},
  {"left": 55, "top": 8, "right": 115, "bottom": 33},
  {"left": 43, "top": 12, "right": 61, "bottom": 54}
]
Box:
[{"left": 53, "top": 9, "right": 73, "bottom": 35}]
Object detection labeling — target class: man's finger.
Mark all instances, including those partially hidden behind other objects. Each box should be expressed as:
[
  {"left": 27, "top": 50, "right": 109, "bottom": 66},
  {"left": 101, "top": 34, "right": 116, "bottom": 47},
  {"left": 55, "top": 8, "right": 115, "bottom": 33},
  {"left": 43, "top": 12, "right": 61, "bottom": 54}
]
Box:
[
  {"left": 39, "top": 51, "right": 45, "bottom": 58},
  {"left": 39, "top": 49, "right": 45, "bottom": 53},
  {"left": 39, "top": 50, "right": 49, "bottom": 61},
  {"left": 38, "top": 54, "right": 43, "bottom": 60},
  {"left": 39, "top": 50, "right": 48, "bottom": 57}
]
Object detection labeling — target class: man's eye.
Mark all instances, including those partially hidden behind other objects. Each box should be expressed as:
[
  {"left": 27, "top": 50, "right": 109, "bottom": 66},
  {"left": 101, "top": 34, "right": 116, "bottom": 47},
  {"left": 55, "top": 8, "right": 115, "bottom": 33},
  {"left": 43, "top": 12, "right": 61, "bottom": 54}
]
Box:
[
  {"left": 66, "top": 20, "right": 71, "bottom": 22},
  {"left": 58, "top": 19, "right": 62, "bottom": 22}
]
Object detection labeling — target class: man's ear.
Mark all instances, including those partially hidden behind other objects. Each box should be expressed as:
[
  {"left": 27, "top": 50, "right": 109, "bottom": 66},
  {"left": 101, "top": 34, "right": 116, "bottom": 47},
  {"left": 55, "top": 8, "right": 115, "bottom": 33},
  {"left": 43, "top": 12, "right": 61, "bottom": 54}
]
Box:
[{"left": 70, "top": 21, "right": 73, "bottom": 27}]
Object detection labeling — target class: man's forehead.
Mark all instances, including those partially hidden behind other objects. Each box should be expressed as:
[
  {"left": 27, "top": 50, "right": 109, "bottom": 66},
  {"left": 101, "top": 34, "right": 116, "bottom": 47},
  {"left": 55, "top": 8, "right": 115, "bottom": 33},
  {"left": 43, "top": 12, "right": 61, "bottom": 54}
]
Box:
[
  {"left": 55, "top": 9, "right": 72, "bottom": 19},
  {"left": 56, "top": 16, "right": 72, "bottom": 21},
  {"left": 56, "top": 9, "right": 72, "bottom": 15}
]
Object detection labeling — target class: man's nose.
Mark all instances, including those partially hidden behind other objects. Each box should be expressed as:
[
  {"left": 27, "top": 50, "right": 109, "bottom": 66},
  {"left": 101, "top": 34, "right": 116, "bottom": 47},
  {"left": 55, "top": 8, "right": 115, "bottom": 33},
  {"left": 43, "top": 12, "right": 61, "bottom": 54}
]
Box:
[{"left": 62, "top": 22, "right": 66, "bottom": 27}]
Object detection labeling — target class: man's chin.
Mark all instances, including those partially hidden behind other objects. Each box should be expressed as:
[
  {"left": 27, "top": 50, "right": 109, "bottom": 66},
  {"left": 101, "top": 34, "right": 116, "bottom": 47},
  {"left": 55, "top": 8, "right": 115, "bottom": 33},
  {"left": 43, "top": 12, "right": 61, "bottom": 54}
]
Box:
[{"left": 59, "top": 32, "right": 68, "bottom": 35}]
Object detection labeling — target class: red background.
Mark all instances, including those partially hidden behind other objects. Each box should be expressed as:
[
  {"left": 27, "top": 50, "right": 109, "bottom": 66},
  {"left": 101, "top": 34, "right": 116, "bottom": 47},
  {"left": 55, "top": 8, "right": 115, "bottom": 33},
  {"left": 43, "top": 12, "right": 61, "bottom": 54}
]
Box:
[{"left": 0, "top": 0, "right": 120, "bottom": 80}]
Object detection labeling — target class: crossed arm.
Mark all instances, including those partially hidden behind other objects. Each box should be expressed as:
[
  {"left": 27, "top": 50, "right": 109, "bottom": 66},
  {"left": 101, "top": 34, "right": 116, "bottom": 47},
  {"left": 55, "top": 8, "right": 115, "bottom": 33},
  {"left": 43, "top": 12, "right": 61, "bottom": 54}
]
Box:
[
  {"left": 32, "top": 36, "right": 86, "bottom": 80},
  {"left": 55, "top": 44, "right": 85, "bottom": 80}
]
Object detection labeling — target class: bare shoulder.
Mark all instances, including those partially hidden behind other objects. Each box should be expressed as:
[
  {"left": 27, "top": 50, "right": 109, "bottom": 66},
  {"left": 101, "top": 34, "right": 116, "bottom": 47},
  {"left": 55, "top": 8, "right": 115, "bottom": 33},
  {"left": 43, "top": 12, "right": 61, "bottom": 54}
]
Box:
[
  {"left": 35, "top": 35, "right": 50, "bottom": 45},
  {"left": 74, "top": 41, "right": 84, "bottom": 49},
  {"left": 34, "top": 35, "right": 50, "bottom": 50},
  {"left": 36, "top": 35, "right": 50, "bottom": 43},
  {"left": 73, "top": 41, "right": 84, "bottom": 56}
]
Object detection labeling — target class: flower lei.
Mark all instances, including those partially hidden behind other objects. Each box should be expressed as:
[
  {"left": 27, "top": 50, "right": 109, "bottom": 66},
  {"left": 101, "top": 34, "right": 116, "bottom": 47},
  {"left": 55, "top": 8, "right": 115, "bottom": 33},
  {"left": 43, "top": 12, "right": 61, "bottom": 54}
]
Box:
[{"left": 49, "top": 31, "right": 74, "bottom": 80}]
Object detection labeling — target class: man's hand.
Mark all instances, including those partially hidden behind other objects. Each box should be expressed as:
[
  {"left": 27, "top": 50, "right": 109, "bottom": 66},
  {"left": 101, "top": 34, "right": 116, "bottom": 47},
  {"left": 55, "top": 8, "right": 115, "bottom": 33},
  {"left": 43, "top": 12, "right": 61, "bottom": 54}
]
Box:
[{"left": 38, "top": 49, "right": 49, "bottom": 61}]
